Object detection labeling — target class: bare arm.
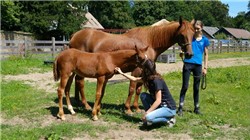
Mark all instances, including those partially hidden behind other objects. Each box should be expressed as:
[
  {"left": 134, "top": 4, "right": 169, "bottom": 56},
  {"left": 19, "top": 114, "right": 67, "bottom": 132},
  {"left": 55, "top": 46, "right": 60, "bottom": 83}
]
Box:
[
  {"left": 203, "top": 47, "right": 208, "bottom": 75},
  {"left": 115, "top": 67, "right": 143, "bottom": 82},
  {"left": 146, "top": 90, "right": 162, "bottom": 114}
]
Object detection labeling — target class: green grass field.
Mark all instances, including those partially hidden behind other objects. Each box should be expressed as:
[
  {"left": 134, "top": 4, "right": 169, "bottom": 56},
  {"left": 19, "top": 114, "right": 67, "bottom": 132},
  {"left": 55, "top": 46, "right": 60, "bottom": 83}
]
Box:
[{"left": 1, "top": 52, "right": 250, "bottom": 139}]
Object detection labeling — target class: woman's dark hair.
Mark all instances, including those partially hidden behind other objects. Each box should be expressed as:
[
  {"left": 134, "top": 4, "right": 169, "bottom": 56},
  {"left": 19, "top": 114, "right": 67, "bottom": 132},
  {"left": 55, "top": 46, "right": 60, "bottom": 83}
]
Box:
[{"left": 141, "top": 59, "right": 162, "bottom": 89}]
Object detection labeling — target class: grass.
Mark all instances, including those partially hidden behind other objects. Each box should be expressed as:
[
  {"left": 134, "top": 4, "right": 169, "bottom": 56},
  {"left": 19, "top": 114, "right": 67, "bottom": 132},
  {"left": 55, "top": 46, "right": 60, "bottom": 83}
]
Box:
[{"left": 1, "top": 52, "right": 250, "bottom": 139}]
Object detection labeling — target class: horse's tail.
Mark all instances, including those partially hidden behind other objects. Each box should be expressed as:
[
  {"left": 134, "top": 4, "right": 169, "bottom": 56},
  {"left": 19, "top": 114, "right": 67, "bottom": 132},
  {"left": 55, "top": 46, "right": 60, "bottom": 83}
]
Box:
[{"left": 53, "top": 56, "right": 60, "bottom": 81}]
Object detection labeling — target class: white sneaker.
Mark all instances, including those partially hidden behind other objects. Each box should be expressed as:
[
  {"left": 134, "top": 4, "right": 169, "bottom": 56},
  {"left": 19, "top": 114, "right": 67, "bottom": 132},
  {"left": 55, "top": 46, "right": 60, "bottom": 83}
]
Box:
[{"left": 168, "top": 118, "right": 176, "bottom": 128}]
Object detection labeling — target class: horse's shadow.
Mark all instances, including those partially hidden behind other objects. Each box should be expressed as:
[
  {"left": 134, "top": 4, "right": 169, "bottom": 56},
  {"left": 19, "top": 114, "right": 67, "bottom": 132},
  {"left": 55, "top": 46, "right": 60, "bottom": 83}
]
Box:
[{"left": 46, "top": 97, "right": 143, "bottom": 123}]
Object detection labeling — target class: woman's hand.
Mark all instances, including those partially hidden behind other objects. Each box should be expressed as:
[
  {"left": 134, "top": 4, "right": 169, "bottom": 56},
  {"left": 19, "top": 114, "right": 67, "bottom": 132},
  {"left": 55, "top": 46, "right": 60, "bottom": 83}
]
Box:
[
  {"left": 115, "top": 67, "right": 123, "bottom": 74},
  {"left": 141, "top": 113, "right": 147, "bottom": 122},
  {"left": 202, "top": 68, "right": 207, "bottom": 75}
]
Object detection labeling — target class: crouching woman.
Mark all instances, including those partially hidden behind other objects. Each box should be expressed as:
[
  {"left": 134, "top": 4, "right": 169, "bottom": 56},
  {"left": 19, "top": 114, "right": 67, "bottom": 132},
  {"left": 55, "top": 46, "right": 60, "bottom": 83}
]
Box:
[{"left": 115, "top": 59, "right": 176, "bottom": 127}]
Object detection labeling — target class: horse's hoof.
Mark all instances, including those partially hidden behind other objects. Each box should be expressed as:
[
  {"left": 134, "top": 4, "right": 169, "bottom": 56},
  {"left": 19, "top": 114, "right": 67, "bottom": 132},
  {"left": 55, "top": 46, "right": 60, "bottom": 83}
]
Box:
[
  {"left": 85, "top": 106, "right": 92, "bottom": 111},
  {"left": 125, "top": 110, "right": 134, "bottom": 116},
  {"left": 97, "top": 112, "right": 102, "bottom": 116},
  {"left": 136, "top": 109, "right": 145, "bottom": 114},
  {"left": 57, "top": 114, "right": 66, "bottom": 121},
  {"left": 92, "top": 116, "right": 98, "bottom": 121}
]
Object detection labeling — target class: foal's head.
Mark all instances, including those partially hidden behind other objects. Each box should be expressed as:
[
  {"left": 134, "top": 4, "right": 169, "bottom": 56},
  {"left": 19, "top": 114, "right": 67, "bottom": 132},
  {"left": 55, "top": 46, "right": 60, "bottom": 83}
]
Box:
[
  {"left": 175, "top": 17, "right": 195, "bottom": 59},
  {"left": 134, "top": 45, "right": 149, "bottom": 67}
]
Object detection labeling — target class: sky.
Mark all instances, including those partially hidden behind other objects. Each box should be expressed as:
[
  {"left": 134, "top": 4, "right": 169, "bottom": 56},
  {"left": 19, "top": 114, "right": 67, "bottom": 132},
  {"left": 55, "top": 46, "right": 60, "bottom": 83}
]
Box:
[{"left": 220, "top": 0, "right": 249, "bottom": 17}]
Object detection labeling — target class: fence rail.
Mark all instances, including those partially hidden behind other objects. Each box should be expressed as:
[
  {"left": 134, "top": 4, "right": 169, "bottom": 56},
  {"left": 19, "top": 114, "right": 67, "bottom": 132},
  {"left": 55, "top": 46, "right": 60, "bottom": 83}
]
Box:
[{"left": 1, "top": 38, "right": 249, "bottom": 60}]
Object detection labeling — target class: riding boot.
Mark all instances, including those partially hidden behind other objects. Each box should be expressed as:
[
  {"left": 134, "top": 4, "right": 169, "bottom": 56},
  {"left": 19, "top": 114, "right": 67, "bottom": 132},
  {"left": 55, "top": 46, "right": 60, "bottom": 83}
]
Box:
[
  {"left": 194, "top": 107, "right": 202, "bottom": 115},
  {"left": 177, "top": 106, "right": 183, "bottom": 116}
]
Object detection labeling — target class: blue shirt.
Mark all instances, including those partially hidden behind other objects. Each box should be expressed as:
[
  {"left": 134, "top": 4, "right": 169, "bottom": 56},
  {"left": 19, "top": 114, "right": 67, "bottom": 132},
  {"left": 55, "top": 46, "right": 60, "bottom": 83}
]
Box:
[{"left": 184, "top": 36, "right": 210, "bottom": 65}]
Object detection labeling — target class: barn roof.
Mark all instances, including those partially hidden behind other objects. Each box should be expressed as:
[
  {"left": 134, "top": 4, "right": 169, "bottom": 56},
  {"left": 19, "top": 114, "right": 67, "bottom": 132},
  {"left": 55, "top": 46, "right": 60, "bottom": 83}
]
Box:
[
  {"left": 219, "top": 27, "right": 250, "bottom": 40},
  {"left": 81, "top": 12, "right": 104, "bottom": 29},
  {"left": 203, "top": 26, "right": 219, "bottom": 38}
]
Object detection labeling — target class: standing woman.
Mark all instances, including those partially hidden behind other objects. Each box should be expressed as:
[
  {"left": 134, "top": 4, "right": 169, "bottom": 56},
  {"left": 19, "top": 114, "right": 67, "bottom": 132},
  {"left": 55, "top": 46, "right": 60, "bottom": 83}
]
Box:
[
  {"left": 115, "top": 59, "right": 176, "bottom": 127},
  {"left": 178, "top": 20, "right": 209, "bottom": 116}
]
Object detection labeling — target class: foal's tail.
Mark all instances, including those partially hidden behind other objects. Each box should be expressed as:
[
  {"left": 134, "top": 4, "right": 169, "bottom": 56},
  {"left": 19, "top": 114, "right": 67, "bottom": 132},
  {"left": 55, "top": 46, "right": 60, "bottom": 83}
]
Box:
[{"left": 53, "top": 57, "right": 60, "bottom": 81}]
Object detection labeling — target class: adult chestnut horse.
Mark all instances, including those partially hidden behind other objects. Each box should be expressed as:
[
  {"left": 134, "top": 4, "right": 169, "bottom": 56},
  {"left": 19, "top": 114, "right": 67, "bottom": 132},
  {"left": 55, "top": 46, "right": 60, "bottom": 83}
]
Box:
[
  {"left": 53, "top": 45, "right": 148, "bottom": 121},
  {"left": 70, "top": 17, "right": 195, "bottom": 115}
]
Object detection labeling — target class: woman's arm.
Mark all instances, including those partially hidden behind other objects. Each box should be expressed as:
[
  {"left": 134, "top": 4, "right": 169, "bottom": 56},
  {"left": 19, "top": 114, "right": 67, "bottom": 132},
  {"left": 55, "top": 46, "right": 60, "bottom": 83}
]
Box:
[
  {"left": 146, "top": 90, "right": 162, "bottom": 114},
  {"left": 203, "top": 47, "right": 208, "bottom": 75},
  {"left": 115, "top": 67, "right": 142, "bottom": 82}
]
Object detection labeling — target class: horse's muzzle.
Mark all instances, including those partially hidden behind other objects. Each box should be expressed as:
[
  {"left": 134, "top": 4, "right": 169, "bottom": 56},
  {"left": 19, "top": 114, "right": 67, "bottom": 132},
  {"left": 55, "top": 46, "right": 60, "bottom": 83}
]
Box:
[{"left": 184, "top": 52, "right": 193, "bottom": 59}]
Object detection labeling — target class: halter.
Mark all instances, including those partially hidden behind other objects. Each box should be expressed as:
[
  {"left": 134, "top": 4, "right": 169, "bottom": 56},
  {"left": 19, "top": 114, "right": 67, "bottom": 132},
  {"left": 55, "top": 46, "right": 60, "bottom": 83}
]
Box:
[{"left": 141, "top": 54, "right": 148, "bottom": 65}]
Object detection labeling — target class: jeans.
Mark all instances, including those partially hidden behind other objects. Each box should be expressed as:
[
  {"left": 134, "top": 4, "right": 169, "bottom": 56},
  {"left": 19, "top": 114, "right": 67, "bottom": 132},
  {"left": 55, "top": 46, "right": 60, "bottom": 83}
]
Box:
[
  {"left": 179, "top": 63, "right": 202, "bottom": 108},
  {"left": 140, "top": 92, "right": 176, "bottom": 124}
]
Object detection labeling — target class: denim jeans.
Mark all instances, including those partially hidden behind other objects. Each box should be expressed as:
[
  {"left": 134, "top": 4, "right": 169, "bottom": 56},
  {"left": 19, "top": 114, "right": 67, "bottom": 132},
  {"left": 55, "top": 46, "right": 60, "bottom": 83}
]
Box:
[
  {"left": 140, "top": 92, "right": 176, "bottom": 124},
  {"left": 179, "top": 63, "right": 202, "bottom": 108}
]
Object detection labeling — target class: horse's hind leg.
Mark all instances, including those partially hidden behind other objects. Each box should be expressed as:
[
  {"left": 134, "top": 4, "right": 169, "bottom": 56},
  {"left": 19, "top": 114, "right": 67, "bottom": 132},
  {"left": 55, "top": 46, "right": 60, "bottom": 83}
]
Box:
[
  {"left": 65, "top": 73, "right": 76, "bottom": 115},
  {"left": 75, "top": 75, "right": 92, "bottom": 110}
]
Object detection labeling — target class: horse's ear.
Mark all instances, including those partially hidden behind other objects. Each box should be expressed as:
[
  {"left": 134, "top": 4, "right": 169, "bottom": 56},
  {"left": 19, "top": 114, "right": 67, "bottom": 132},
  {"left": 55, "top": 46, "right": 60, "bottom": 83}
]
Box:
[
  {"left": 179, "top": 16, "right": 183, "bottom": 27},
  {"left": 191, "top": 19, "right": 195, "bottom": 25}
]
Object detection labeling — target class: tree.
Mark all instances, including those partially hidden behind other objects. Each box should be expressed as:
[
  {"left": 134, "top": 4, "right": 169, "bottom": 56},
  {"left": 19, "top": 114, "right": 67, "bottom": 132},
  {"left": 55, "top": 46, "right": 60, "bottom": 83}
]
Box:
[
  {"left": 88, "top": 1, "right": 135, "bottom": 29},
  {"left": 13, "top": 1, "right": 86, "bottom": 40},
  {"left": 132, "top": 1, "right": 168, "bottom": 26},
  {"left": 1, "top": 1, "right": 21, "bottom": 30}
]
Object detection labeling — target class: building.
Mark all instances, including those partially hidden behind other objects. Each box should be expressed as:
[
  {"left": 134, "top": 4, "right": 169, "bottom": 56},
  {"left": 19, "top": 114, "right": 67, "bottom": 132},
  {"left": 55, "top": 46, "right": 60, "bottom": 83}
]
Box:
[{"left": 214, "top": 27, "right": 250, "bottom": 41}]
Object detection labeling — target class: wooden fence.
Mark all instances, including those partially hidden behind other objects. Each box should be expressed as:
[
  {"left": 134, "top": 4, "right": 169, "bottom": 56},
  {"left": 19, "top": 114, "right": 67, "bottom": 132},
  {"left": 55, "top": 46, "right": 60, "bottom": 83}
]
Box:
[
  {"left": 1, "top": 38, "right": 249, "bottom": 61},
  {"left": 0, "top": 37, "right": 69, "bottom": 60}
]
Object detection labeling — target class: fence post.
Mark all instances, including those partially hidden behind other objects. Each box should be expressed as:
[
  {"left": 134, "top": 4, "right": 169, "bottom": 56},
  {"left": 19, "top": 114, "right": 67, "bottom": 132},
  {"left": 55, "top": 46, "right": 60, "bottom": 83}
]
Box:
[
  {"left": 52, "top": 37, "right": 55, "bottom": 58},
  {"left": 24, "top": 37, "right": 28, "bottom": 57},
  {"left": 211, "top": 40, "right": 214, "bottom": 53}
]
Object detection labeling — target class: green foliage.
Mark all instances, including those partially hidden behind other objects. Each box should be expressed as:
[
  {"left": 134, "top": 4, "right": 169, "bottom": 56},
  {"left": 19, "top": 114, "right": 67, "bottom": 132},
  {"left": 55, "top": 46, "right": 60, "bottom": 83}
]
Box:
[
  {"left": 214, "top": 33, "right": 227, "bottom": 39},
  {"left": 0, "top": 1, "right": 21, "bottom": 30},
  {"left": 3, "top": 0, "right": 249, "bottom": 38},
  {"left": 88, "top": 1, "right": 135, "bottom": 29}
]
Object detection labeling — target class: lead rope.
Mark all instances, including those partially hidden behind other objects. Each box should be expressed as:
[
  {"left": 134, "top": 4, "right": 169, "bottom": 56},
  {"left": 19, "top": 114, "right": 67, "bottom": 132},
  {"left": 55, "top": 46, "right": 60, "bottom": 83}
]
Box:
[
  {"left": 179, "top": 52, "right": 207, "bottom": 90},
  {"left": 201, "top": 74, "right": 206, "bottom": 90}
]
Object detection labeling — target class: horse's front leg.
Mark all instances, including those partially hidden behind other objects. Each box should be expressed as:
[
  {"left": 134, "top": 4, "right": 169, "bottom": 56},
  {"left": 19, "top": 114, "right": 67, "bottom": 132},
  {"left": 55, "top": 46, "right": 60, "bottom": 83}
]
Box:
[
  {"left": 65, "top": 73, "right": 76, "bottom": 115},
  {"left": 92, "top": 76, "right": 105, "bottom": 121},
  {"left": 97, "top": 79, "right": 108, "bottom": 116},
  {"left": 124, "top": 67, "right": 143, "bottom": 115},
  {"left": 133, "top": 82, "right": 143, "bottom": 113},
  {"left": 75, "top": 75, "right": 92, "bottom": 110},
  {"left": 124, "top": 81, "right": 136, "bottom": 115},
  {"left": 57, "top": 75, "right": 69, "bottom": 121}
]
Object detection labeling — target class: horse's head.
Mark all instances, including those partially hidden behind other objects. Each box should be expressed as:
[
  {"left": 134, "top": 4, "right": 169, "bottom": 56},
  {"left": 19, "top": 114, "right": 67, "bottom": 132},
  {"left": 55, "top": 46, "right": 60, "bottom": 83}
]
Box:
[
  {"left": 175, "top": 17, "right": 195, "bottom": 59},
  {"left": 135, "top": 45, "right": 149, "bottom": 67}
]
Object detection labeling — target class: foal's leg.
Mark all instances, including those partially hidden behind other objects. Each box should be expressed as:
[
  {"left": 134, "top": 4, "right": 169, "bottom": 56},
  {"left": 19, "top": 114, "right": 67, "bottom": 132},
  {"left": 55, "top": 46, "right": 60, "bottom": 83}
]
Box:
[
  {"left": 92, "top": 76, "right": 105, "bottom": 121},
  {"left": 124, "top": 67, "right": 142, "bottom": 115},
  {"left": 57, "top": 75, "right": 69, "bottom": 120},
  {"left": 65, "top": 73, "right": 76, "bottom": 115},
  {"left": 96, "top": 79, "right": 108, "bottom": 116},
  {"left": 124, "top": 81, "right": 136, "bottom": 115},
  {"left": 133, "top": 83, "right": 143, "bottom": 113},
  {"left": 75, "top": 75, "right": 92, "bottom": 110}
]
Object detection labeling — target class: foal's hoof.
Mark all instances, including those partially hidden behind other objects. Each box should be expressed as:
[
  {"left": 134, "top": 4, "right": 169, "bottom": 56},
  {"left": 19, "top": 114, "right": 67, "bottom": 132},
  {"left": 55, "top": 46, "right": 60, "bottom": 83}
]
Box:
[
  {"left": 85, "top": 105, "right": 92, "bottom": 111},
  {"left": 135, "top": 109, "right": 144, "bottom": 114},
  {"left": 92, "top": 115, "right": 98, "bottom": 121},
  {"left": 57, "top": 114, "right": 66, "bottom": 121},
  {"left": 125, "top": 110, "right": 134, "bottom": 116}
]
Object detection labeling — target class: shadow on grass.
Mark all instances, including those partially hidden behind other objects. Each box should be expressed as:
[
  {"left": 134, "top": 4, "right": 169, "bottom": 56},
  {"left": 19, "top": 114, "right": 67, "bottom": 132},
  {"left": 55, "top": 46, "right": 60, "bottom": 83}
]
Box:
[{"left": 48, "top": 97, "right": 144, "bottom": 123}]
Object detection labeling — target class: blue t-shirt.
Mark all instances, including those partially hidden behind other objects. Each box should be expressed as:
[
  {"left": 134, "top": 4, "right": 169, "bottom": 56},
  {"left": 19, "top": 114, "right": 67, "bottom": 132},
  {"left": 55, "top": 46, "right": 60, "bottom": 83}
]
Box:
[{"left": 184, "top": 36, "right": 210, "bottom": 65}]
